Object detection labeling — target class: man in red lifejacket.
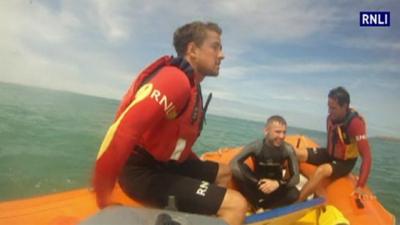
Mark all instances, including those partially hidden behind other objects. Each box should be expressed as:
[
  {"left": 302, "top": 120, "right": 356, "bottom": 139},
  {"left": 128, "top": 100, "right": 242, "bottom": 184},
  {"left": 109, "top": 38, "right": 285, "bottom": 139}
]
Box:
[
  {"left": 93, "top": 21, "right": 247, "bottom": 225},
  {"left": 295, "top": 86, "right": 372, "bottom": 201}
]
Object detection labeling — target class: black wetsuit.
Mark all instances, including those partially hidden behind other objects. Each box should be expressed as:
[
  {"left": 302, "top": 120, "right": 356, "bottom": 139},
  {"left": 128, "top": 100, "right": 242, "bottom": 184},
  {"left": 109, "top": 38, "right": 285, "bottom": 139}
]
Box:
[{"left": 231, "top": 139, "right": 300, "bottom": 209}]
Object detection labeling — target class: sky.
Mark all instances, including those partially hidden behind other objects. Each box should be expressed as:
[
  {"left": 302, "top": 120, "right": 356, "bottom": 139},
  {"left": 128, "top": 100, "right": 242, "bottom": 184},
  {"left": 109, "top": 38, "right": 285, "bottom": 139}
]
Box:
[{"left": 1, "top": 0, "right": 399, "bottom": 137}]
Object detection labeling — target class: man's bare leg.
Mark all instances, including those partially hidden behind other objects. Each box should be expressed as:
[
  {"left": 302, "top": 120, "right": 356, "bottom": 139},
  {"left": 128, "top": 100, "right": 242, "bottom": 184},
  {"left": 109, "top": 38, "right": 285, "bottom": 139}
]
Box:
[
  {"left": 215, "top": 163, "right": 232, "bottom": 187},
  {"left": 298, "top": 163, "right": 332, "bottom": 201},
  {"left": 217, "top": 189, "right": 247, "bottom": 225}
]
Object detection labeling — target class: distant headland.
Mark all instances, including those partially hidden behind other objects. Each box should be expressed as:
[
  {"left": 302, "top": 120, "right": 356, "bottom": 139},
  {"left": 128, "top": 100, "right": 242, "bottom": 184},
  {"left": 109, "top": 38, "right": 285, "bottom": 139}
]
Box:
[{"left": 371, "top": 136, "right": 400, "bottom": 142}]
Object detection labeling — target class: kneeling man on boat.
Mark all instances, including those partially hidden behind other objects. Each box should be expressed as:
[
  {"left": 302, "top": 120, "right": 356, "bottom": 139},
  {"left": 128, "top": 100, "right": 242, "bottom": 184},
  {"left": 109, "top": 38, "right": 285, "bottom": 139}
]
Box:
[
  {"left": 92, "top": 21, "right": 247, "bottom": 225},
  {"left": 231, "top": 115, "right": 300, "bottom": 210},
  {"left": 295, "top": 87, "right": 372, "bottom": 201}
]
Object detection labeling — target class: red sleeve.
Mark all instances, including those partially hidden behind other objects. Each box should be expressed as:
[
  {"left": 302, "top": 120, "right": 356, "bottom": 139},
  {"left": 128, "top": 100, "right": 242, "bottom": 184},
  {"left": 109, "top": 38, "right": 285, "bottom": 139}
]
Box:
[
  {"left": 93, "top": 67, "right": 190, "bottom": 207},
  {"left": 348, "top": 117, "right": 372, "bottom": 187}
]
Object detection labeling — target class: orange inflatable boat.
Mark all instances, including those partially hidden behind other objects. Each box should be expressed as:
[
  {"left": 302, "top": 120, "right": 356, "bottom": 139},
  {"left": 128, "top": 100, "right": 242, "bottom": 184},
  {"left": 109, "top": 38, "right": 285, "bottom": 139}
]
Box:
[
  {"left": 202, "top": 135, "right": 396, "bottom": 225},
  {"left": 0, "top": 135, "right": 395, "bottom": 225}
]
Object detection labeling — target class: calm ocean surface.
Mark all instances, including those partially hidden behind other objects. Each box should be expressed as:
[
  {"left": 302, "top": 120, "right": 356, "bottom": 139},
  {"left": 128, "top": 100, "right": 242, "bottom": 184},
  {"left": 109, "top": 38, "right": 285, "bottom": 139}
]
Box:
[{"left": 0, "top": 82, "right": 398, "bottom": 220}]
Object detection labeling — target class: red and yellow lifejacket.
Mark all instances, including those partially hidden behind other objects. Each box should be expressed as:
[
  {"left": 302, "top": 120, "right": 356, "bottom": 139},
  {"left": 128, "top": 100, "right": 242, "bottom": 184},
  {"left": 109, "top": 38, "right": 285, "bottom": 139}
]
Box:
[
  {"left": 97, "top": 56, "right": 205, "bottom": 162},
  {"left": 327, "top": 110, "right": 364, "bottom": 160}
]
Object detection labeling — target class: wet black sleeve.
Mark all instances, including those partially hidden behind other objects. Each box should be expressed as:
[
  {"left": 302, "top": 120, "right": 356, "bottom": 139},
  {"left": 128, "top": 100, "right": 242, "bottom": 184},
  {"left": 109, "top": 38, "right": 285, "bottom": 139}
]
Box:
[
  {"left": 230, "top": 140, "right": 262, "bottom": 185},
  {"left": 281, "top": 143, "right": 300, "bottom": 187}
]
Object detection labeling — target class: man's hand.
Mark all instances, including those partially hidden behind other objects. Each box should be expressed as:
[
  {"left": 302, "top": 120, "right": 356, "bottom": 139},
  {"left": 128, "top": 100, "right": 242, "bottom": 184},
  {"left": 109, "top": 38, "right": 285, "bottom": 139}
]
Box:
[
  {"left": 355, "top": 187, "right": 364, "bottom": 197},
  {"left": 352, "top": 186, "right": 375, "bottom": 200},
  {"left": 258, "top": 179, "right": 279, "bottom": 194}
]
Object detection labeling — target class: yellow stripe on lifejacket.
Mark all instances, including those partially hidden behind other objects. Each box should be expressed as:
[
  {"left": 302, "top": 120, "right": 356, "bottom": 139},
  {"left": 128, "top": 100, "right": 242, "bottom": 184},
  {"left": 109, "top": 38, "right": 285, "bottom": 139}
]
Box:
[
  {"left": 336, "top": 126, "right": 359, "bottom": 160},
  {"left": 337, "top": 126, "right": 344, "bottom": 143},
  {"left": 345, "top": 139, "right": 359, "bottom": 159},
  {"left": 96, "top": 83, "right": 154, "bottom": 160}
]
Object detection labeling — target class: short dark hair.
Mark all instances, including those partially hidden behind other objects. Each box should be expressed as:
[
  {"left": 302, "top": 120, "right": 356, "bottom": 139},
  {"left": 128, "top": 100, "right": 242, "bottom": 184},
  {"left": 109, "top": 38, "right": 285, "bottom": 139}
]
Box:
[
  {"left": 266, "top": 115, "right": 287, "bottom": 127},
  {"left": 328, "top": 86, "right": 350, "bottom": 107},
  {"left": 173, "top": 21, "right": 222, "bottom": 57}
]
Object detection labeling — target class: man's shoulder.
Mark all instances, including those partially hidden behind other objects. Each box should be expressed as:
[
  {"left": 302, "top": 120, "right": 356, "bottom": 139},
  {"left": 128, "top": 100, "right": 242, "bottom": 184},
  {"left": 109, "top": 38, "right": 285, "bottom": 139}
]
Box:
[
  {"left": 252, "top": 138, "right": 264, "bottom": 146},
  {"left": 349, "top": 114, "right": 366, "bottom": 128},
  {"left": 157, "top": 66, "right": 191, "bottom": 83},
  {"left": 245, "top": 139, "right": 264, "bottom": 151},
  {"left": 347, "top": 113, "right": 367, "bottom": 136},
  {"left": 282, "top": 141, "right": 295, "bottom": 152},
  {"left": 150, "top": 66, "right": 192, "bottom": 95}
]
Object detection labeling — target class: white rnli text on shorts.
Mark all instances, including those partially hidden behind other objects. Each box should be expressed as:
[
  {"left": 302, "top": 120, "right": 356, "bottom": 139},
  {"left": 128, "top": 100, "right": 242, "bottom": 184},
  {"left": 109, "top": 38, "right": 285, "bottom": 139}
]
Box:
[{"left": 196, "top": 181, "right": 210, "bottom": 197}]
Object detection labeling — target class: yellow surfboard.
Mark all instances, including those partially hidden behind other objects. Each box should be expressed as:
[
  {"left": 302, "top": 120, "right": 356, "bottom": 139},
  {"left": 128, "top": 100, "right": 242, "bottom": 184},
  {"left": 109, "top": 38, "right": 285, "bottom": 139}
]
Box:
[{"left": 245, "top": 197, "right": 324, "bottom": 225}]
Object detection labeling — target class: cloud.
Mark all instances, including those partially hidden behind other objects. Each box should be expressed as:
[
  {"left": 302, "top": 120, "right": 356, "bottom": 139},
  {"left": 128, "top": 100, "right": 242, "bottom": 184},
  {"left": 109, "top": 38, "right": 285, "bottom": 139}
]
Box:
[
  {"left": 92, "top": 1, "right": 131, "bottom": 41},
  {"left": 213, "top": 1, "right": 339, "bottom": 42},
  {"left": 220, "top": 60, "right": 400, "bottom": 81},
  {"left": 0, "top": 1, "right": 137, "bottom": 98},
  {"left": 342, "top": 37, "right": 400, "bottom": 51},
  {"left": 0, "top": 0, "right": 399, "bottom": 137},
  {"left": 0, "top": 0, "right": 358, "bottom": 94}
]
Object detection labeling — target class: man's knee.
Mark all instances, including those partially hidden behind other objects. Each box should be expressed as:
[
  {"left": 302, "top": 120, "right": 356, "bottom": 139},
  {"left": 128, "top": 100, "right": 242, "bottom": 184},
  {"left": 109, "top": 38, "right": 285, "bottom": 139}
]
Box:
[
  {"left": 216, "top": 163, "right": 232, "bottom": 187},
  {"left": 217, "top": 189, "right": 247, "bottom": 225},
  {"left": 219, "top": 189, "right": 248, "bottom": 214},
  {"left": 293, "top": 146, "right": 307, "bottom": 162},
  {"left": 315, "top": 164, "right": 333, "bottom": 178},
  {"left": 219, "top": 163, "right": 232, "bottom": 177}
]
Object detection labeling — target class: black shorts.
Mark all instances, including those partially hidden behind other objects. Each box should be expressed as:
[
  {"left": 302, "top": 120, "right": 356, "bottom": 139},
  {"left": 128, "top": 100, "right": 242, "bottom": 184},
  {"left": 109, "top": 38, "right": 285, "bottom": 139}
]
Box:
[
  {"left": 306, "top": 148, "right": 357, "bottom": 179},
  {"left": 118, "top": 148, "right": 227, "bottom": 215}
]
